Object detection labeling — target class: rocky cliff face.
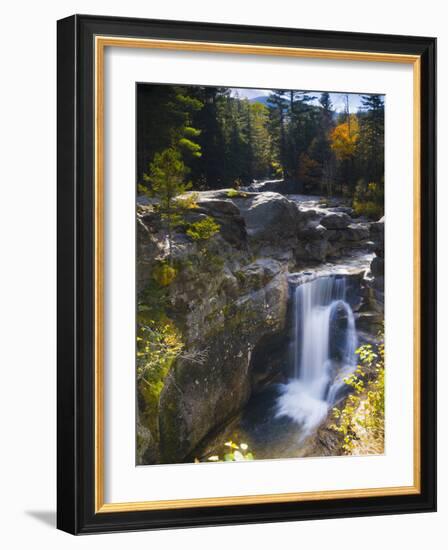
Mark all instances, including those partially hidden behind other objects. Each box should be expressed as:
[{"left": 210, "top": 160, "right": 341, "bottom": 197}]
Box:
[{"left": 136, "top": 190, "right": 384, "bottom": 464}]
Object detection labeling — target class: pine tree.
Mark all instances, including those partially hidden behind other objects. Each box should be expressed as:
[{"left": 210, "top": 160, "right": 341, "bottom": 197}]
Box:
[
  {"left": 248, "top": 102, "right": 271, "bottom": 180},
  {"left": 287, "top": 91, "right": 318, "bottom": 189},
  {"left": 136, "top": 85, "right": 202, "bottom": 184},
  {"left": 267, "top": 90, "right": 288, "bottom": 177},
  {"left": 142, "top": 148, "right": 196, "bottom": 262},
  {"left": 194, "top": 87, "right": 230, "bottom": 189},
  {"left": 359, "top": 94, "right": 384, "bottom": 183}
]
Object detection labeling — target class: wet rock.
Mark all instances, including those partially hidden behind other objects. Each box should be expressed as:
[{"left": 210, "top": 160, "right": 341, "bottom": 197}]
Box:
[
  {"left": 371, "top": 255, "right": 384, "bottom": 277},
  {"left": 250, "top": 331, "right": 289, "bottom": 390}
]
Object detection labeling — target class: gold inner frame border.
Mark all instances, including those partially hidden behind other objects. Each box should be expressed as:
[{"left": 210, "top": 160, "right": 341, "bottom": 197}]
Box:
[{"left": 94, "top": 35, "right": 421, "bottom": 513}]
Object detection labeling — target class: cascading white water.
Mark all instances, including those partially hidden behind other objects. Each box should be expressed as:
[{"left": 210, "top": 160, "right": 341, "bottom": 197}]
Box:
[{"left": 276, "top": 275, "right": 358, "bottom": 437}]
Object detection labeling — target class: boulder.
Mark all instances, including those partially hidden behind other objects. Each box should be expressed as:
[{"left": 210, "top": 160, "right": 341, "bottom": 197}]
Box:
[
  {"left": 343, "top": 224, "right": 370, "bottom": 241},
  {"left": 235, "top": 192, "right": 301, "bottom": 242},
  {"left": 190, "top": 196, "right": 247, "bottom": 248},
  {"left": 196, "top": 199, "right": 239, "bottom": 216},
  {"left": 299, "top": 223, "right": 328, "bottom": 241},
  {"left": 303, "top": 239, "right": 330, "bottom": 262},
  {"left": 321, "top": 212, "right": 352, "bottom": 229}
]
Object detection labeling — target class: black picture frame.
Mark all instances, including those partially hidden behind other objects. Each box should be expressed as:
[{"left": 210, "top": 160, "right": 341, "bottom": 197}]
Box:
[{"left": 57, "top": 14, "right": 436, "bottom": 535}]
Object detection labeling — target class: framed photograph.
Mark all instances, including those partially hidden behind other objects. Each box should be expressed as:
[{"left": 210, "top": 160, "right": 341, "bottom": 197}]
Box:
[{"left": 57, "top": 14, "right": 436, "bottom": 534}]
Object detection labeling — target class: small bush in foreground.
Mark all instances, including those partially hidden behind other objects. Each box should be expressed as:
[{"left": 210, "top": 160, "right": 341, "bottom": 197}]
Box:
[
  {"left": 331, "top": 333, "right": 385, "bottom": 455},
  {"left": 198, "top": 441, "right": 255, "bottom": 463}
]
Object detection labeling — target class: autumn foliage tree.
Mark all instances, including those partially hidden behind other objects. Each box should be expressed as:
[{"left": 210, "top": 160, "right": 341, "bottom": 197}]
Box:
[{"left": 330, "top": 114, "right": 360, "bottom": 160}]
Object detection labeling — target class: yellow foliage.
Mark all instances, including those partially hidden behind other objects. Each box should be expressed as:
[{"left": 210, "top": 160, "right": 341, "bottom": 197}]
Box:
[
  {"left": 200, "top": 441, "right": 255, "bottom": 463},
  {"left": 175, "top": 192, "right": 198, "bottom": 210},
  {"left": 152, "top": 263, "right": 177, "bottom": 287},
  {"left": 353, "top": 199, "right": 383, "bottom": 220},
  {"left": 137, "top": 319, "right": 184, "bottom": 437},
  {"left": 330, "top": 115, "right": 360, "bottom": 160},
  {"left": 330, "top": 330, "right": 385, "bottom": 455}
]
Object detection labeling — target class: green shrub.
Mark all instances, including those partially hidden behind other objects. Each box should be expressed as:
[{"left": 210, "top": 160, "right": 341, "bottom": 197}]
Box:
[
  {"left": 137, "top": 320, "right": 183, "bottom": 436},
  {"left": 352, "top": 180, "right": 384, "bottom": 220},
  {"left": 227, "top": 188, "right": 249, "bottom": 198},
  {"left": 137, "top": 267, "right": 182, "bottom": 438},
  {"left": 186, "top": 216, "right": 220, "bottom": 241},
  {"left": 270, "top": 161, "right": 283, "bottom": 179},
  {"left": 152, "top": 262, "right": 177, "bottom": 287}
]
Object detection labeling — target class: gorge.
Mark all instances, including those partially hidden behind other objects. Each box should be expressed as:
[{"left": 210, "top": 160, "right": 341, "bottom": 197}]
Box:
[{"left": 136, "top": 184, "right": 385, "bottom": 465}]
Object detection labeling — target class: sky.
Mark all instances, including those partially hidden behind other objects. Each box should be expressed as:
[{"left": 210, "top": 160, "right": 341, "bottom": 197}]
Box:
[{"left": 229, "top": 88, "right": 382, "bottom": 112}]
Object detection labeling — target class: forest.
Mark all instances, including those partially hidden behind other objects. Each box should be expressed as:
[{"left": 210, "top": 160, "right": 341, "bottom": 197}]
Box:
[{"left": 137, "top": 84, "right": 384, "bottom": 218}]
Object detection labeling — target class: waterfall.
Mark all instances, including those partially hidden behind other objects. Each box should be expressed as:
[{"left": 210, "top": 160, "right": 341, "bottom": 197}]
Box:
[{"left": 276, "top": 275, "right": 358, "bottom": 437}]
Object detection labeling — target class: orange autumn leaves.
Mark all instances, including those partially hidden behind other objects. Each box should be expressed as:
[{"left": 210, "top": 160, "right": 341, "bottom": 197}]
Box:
[{"left": 330, "top": 114, "right": 360, "bottom": 160}]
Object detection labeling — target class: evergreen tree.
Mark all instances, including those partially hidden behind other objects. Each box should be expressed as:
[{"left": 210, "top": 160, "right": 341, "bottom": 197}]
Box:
[
  {"left": 193, "top": 87, "right": 229, "bottom": 189},
  {"left": 267, "top": 90, "right": 288, "bottom": 177},
  {"left": 136, "top": 85, "right": 202, "bottom": 184},
  {"left": 142, "top": 148, "right": 196, "bottom": 262},
  {"left": 220, "top": 94, "right": 247, "bottom": 186},
  {"left": 317, "top": 92, "right": 336, "bottom": 195},
  {"left": 319, "top": 91, "right": 332, "bottom": 114},
  {"left": 288, "top": 91, "right": 318, "bottom": 189},
  {"left": 248, "top": 102, "right": 272, "bottom": 180},
  {"left": 359, "top": 94, "right": 385, "bottom": 183}
]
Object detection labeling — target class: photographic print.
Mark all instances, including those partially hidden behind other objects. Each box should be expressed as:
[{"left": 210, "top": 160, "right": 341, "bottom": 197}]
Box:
[
  {"left": 136, "top": 84, "right": 385, "bottom": 466},
  {"left": 57, "top": 17, "right": 436, "bottom": 533}
]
